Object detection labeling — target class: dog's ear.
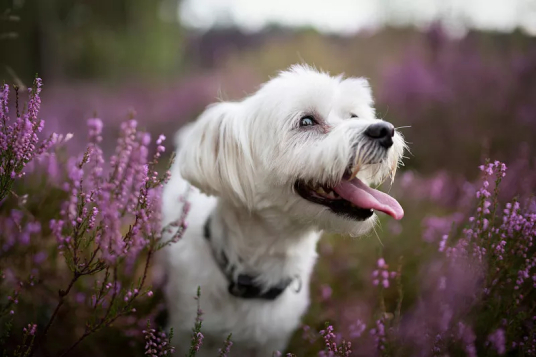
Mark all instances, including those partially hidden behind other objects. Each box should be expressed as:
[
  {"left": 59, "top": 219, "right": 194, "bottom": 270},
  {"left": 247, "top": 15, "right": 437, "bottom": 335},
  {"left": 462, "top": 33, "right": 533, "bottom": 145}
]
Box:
[{"left": 178, "top": 102, "right": 256, "bottom": 207}]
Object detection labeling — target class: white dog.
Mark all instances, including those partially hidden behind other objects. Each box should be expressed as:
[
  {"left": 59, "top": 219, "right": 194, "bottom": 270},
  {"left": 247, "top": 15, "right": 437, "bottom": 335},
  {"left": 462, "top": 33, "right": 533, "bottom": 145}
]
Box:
[{"left": 160, "top": 64, "right": 405, "bottom": 356}]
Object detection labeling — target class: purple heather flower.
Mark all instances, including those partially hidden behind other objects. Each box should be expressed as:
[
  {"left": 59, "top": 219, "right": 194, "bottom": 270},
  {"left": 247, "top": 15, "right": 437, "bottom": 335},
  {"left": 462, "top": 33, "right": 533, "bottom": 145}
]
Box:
[
  {"left": 143, "top": 324, "right": 175, "bottom": 356},
  {"left": 218, "top": 338, "right": 233, "bottom": 357},
  {"left": 23, "top": 323, "right": 37, "bottom": 336},
  {"left": 191, "top": 332, "right": 204, "bottom": 352},
  {"left": 320, "top": 284, "right": 332, "bottom": 301},
  {"left": 488, "top": 328, "right": 506, "bottom": 355},
  {"left": 348, "top": 319, "right": 366, "bottom": 339},
  {"left": 318, "top": 325, "right": 352, "bottom": 357},
  {"left": 1, "top": 79, "right": 54, "bottom": 203},
  {"left": 302, "top": 325, "right": 318, "bottom": 344},
  {"left": 33, "top": 251, "right": 48, "bottom": 264},
  {"left": 458, "top": 322, "right": 477, "bottom": 357},
  {"left": 51, "top": 117, "right": 172, "bottom": 264},
  {"left": 1, "top": 210, "right": 42, "bottom": 251},
  {"left": 372, "top": 257, "right": 395, "bottom": 289}
]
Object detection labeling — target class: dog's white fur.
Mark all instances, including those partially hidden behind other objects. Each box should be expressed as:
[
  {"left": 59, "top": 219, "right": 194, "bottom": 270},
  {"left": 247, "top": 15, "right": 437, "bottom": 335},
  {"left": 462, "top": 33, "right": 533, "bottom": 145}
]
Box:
[{"left": 160, "top": 65, "right": 405, "bottom": 356}]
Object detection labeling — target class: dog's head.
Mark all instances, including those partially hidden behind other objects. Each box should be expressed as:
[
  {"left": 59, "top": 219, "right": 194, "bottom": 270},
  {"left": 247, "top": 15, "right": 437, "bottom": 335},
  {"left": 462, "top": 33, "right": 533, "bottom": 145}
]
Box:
[{"left": 179, "top": 64, "right": 406, "bottom": 236}]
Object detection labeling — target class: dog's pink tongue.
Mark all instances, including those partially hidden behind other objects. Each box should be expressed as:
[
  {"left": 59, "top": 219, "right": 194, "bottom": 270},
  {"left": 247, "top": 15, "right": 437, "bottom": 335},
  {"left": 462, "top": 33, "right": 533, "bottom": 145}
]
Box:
[{"left": 333, "top": 178, "right": 404, "bottom": 220}]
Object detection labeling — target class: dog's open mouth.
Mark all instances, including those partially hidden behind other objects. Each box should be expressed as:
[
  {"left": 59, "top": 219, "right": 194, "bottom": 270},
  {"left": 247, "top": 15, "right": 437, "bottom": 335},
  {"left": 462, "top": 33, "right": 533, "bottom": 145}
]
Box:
[{"left": 294, "top": 171, "right": 404, "bottom": 221}]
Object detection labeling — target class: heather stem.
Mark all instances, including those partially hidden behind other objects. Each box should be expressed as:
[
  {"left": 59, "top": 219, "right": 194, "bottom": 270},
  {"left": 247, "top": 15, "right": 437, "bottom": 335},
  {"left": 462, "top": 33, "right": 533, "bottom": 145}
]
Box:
[
  {"left": 57, "top": 248, "right": 155, "bottom": 357},
  {"left": 394, "top": 257, "right": 404, "bottom": 328},
  {"left": 35, "top": 272, "right": 80, "bottom": 357}
]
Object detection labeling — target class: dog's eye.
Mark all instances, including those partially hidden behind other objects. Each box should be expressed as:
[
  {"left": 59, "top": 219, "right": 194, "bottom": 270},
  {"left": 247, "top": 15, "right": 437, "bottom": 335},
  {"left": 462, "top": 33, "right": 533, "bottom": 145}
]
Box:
[
  {"left": 299, "top": 116, "right": 317, "bottom": 127},
  {"left": 350, "top": 113, "right": 359, "bottom": 118}
]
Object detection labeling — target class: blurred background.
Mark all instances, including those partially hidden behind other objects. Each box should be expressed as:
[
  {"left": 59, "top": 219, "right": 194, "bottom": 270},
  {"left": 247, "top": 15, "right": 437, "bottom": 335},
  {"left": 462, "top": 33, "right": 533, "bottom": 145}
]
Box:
[
  {"left": 2, "top": 1, "right": 536, "bottom": 355},
  {"left": 1, "top": 0, "right": 535, "bottom": 176}
]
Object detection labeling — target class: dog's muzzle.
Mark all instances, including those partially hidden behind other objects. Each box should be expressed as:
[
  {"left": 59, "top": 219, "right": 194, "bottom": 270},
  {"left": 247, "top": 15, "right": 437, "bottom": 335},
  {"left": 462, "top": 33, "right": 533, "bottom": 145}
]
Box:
[{"left": 294, "top": 120, "right": 404, "bottom": 221}]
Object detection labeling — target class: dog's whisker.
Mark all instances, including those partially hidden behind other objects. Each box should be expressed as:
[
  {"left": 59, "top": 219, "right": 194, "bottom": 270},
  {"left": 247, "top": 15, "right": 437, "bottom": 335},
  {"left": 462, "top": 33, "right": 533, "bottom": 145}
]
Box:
[
  {"left": 350, "top": 144, "right": 367, "bottom": 180},
  {"left": 371, "top": 224, "right": 384, "bottom": 247},
  {"left": 362, "top": 146, "right": 373, "bottom": 163},
  {"left": 386, "top": 157, "right": 398, "bottom": 184}
]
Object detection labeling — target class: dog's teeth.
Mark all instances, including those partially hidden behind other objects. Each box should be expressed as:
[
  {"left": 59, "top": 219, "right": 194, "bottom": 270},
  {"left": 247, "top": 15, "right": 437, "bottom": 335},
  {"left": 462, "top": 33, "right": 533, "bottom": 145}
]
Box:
[{"left": 317, "top": 187, "right": 325, "bottom": 194}]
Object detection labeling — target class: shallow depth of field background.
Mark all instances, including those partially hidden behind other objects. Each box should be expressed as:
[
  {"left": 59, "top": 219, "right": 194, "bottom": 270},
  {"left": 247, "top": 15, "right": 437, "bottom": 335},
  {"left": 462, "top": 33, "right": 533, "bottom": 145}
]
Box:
[
  {"left": 2, "top": 0, "right": 536, "bottom": 175},
  {"left": 2, "top": 0, "right": 536, "bottom": 355}
]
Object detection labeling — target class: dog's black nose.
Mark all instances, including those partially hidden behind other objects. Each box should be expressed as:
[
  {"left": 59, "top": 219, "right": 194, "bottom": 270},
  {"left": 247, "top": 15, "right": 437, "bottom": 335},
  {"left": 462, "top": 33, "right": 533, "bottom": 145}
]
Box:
[{"left": 365, "top": 122, "right": 395, "bottom": 148}]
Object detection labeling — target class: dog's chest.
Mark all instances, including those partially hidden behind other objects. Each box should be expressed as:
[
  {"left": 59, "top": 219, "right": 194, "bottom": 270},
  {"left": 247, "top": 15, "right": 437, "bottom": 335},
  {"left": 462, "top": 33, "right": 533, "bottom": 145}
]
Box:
[
  {"left": 204, "top": 284, "right": 310, "bottom": 344},
  {"left": 164, "top": 231, "right": 316, "bottom": 346}
]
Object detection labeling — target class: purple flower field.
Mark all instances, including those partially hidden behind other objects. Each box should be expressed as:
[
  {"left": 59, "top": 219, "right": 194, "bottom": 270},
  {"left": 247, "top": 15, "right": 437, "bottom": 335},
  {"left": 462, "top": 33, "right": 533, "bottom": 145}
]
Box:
[{"left": 1, "top": 23, "right": 536, "bottom": 356}]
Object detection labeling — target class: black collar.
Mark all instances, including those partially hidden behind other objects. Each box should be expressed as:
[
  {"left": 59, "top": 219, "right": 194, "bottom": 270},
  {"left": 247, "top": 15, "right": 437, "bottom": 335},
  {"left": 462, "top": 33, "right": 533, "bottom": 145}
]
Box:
[{"left": 203, "top": 217, "right": 296, "bottom": 300}]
